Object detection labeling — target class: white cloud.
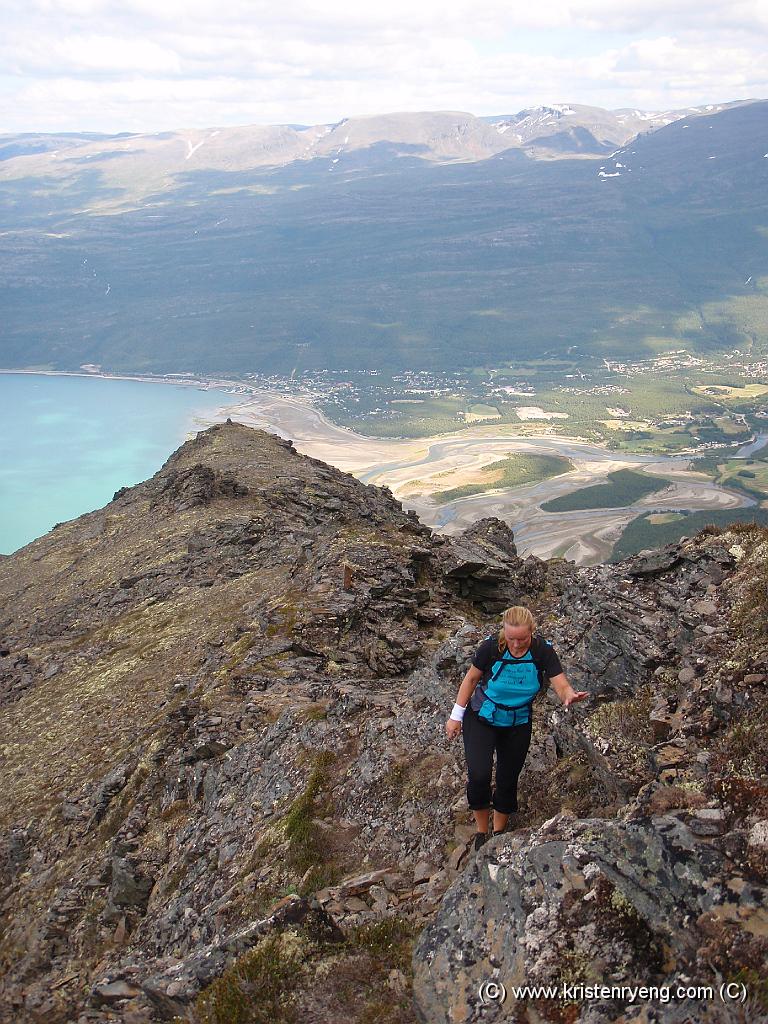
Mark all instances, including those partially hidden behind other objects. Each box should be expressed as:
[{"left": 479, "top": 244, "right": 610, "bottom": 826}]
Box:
[
  {"left": 10, "top": 34, "right": 182, "bottom": 76},
  {"left": 1, "top": 0, "right": 766, "bottom": 132}
]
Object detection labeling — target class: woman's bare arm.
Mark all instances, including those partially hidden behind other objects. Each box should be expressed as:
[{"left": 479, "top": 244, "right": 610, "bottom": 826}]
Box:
[
  {"left": 455, "top": 665, "right": 483, "bottom": 707},
  {"left": 446, "top": 665, "right": 483, "bottom": 738}
]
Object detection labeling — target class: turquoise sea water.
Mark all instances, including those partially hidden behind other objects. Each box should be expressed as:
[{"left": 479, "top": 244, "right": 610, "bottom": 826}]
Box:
[{"left": 0, "top": 374, "right": 237, "bottom": 555}]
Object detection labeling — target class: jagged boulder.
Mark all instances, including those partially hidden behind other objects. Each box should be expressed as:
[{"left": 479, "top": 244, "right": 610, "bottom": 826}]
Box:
[
  {"left": 554, "top": 538, "right": 738, "bottom": 698},
  {"left": 439, "top": 517, "right": 553, "bottom": 611},
  {"left": 149, "top": 463, "right": 250, "bottom": 512},
  {"left": 413, "top": 810, "right": 768, "bottom": 1024},
  {"left": 104, "top": 857, "right": 156, "bottom": 918}
]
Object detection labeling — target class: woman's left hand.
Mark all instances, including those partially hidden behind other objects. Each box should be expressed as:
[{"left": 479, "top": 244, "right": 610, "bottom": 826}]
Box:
[{"left": 563, "top": 691, "right": 590, "bottom": 708}]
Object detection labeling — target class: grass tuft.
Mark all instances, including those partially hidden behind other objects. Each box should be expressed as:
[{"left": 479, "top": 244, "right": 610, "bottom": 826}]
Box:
[{"left": 190, "top": 932, "right": 303, "bottom": 1024}]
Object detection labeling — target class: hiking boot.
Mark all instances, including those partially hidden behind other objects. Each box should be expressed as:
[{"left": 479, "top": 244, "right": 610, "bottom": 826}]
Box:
[{"left": 473, "top": 831, "right": 489, "bottom": 852}]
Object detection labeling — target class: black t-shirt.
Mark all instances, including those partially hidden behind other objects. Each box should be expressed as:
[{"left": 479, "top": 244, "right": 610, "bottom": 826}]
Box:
[{"left": 469, "top": 634, "right": 564, "bottom": 712}]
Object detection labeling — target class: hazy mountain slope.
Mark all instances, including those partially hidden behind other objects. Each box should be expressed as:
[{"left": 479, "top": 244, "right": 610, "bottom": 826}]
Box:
[
  {"left": 0, "top": 111, "right": 513, "bottom": 206},
  {"left": 483, "top": 101, "right": 731, "bottom": 157},
  {"left": 603, "top": 101, "right": 768, "bottom": 352},
  {"left": 0, "top": 132, "right": 125, "bottom": 162},
  {"left": 0, "top": 102, "right": 766, "bottom": 375}
]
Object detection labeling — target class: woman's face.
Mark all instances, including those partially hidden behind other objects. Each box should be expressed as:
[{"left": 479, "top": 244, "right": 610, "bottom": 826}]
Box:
[{"left": 504, "top": 623, "right": 532, "bottom": 656}]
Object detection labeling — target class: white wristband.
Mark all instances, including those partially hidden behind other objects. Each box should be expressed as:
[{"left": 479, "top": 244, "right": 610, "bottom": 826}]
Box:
[{"left": 449, "top": 702, "right": 466, "bottom": 722}]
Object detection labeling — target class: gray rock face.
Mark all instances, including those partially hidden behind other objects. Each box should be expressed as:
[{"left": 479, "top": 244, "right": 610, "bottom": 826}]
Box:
[
  {"left": 0, "top": 647, "right": 42, "bottom": 707},
  {"left": 149, "top": 463, "right": 250, "bottom": 512},
  {"left": 413, "top": 811, "right": 768, "bottom": 1024},
  {"left": 0, "top": 826, "right": 31, "bottom": 889},
  {"left": 554, "top": 539, "right": 736, "bottom": 698},
  {"left": 106, "top": 858, "right": 155, "bottom": 914},
  {"left": 89, "top": 759, "right": 138, "bottom": 825},
  {"left": 439, "top": 517, "right": 556, "bottom": 611}
]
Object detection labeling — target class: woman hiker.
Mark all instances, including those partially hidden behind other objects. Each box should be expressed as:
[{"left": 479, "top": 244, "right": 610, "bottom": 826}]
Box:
[{"left": 446, "top": 605, "right": 589, "bottom": 852}]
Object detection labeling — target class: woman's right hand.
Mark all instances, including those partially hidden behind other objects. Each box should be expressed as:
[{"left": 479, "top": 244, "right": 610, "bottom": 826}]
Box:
[{"left": 446, "top": 719, "right": 462, "bottom": 740}]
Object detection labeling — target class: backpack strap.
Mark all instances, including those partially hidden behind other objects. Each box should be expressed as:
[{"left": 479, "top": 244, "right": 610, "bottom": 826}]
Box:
[
  {"left": 530, "top": 638, "right": 555, "bottom": 688},
  {"left": 484, "top": 641, "right": 551, "bottom": 703},
  {"left": 488, "top": 649, "right": 518, "bottom": 683}
]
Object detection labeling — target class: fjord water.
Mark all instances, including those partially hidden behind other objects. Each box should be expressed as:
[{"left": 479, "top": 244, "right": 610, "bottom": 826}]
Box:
[{"left": 0, "top": 374, "right": 234, "bottom": 555}]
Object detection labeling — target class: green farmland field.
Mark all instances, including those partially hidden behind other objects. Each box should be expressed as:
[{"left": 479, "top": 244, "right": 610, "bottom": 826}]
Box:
[{"left": 691, "top": 444, "right": 768, "bottom": 502}]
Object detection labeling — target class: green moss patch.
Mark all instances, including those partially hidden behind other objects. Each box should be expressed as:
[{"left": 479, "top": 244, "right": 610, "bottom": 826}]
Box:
[
  {"left": 191, "top": 932, "right": 304, "bottom": 1024},
  {"left": 283, "top": 751, "right": 339, "bottom": 892},
  {"left": 188, "top": 916, "right": 420, "bottom": 1024}
]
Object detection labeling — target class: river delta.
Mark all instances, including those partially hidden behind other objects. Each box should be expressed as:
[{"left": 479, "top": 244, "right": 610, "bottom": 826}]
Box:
[{"left": 193, "top": 390, "right": 759, "bottom": 564}]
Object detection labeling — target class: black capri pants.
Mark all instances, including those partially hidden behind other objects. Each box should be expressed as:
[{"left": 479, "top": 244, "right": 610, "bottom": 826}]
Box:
[{"left": 462, "top": 705, "right": 532, "bottom": 814}]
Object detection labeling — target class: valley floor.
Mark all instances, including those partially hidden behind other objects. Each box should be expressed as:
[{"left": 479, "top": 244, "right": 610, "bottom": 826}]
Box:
[{"left": 192, "top": 390, "right": 756, "bottom": 565}]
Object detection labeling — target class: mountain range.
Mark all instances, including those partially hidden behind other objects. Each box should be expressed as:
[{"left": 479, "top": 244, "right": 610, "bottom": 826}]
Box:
[
  {"left": 1, "top": 99, "right": 767, "bottom": 374},
  {"left": 0, "top": 101, "right": 746, "bottom": 183}
]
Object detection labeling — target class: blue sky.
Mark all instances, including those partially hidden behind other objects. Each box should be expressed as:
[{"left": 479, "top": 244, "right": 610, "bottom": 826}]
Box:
[{"left": 1, "top": 0, "right": 766, "bottom": 133}]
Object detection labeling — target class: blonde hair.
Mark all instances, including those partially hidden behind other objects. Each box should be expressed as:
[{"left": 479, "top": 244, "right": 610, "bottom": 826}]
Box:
[{"left": 497, "top": 605, "right": 535, "bottom": 651}]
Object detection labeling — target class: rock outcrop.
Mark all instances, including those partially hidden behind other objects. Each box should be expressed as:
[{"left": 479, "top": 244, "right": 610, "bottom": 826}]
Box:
[
  {"left": 0, "top": 422, "right": 766, "bottom": 1024},
  {"left": 413, "top": 532, "right": 768, "bottom": 1023}
]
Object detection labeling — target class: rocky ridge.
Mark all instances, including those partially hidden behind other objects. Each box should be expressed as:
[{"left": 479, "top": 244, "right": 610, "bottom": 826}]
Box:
[{"left": 0, "top": 420, "right": 766, "bottom": 1024}]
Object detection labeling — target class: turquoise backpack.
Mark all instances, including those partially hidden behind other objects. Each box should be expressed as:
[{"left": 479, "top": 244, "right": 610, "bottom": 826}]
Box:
[{"left": 472, "top": 642, "right": 551, "bottom": 726}]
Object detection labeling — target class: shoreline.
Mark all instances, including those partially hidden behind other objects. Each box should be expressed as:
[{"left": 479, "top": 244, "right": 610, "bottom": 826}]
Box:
[
  {"left": 1, "top": 367, "right": 602, "bottom": 448},
  {"left": 0, "top": 368, "right": 257, "bottom": 450},
  {"left": 0, "top": 371, "right": 253, "bottom": 558},
  {"left": 3, "top": 367, "right": 759, "bottom": 457},
  {"left": 3, "top": 369, "right": 762, "bottom": 565},
  {"left": 0, "top": 367, "right": 254, "bottom": 394},
  {"left": 202, "top": 391, "right": 619, "bottom": 452}
]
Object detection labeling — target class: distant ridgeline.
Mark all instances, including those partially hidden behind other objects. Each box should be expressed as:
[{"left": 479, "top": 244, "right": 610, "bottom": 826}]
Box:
[{"left": 1, "top": 101, "right": 767, "bottom": 375}]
